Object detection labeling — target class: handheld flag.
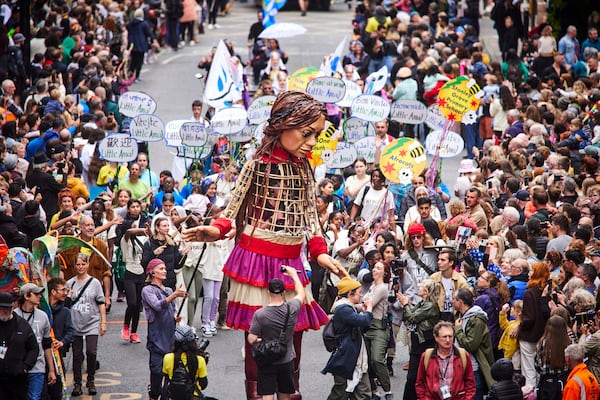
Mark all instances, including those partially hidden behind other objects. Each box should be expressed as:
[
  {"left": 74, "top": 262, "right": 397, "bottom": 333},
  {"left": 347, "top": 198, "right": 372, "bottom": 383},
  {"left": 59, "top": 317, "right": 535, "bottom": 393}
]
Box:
[{"left": 262, "top": 0, "right": 287, "bottom": 28}]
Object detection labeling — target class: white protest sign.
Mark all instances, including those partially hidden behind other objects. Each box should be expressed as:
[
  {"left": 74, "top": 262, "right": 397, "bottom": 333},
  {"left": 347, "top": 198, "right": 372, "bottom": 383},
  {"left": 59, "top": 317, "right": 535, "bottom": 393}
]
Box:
[
  {"left": 327, "top": 141, "right": 357, "bottom": 168},
  {"left": 118, "top": 91, "right": 157, "bottom": 118},
  {"left": 98, "top": 133, "right": 138, "bottom": 162},
  {"left": 229, "top": 124, "right": 255, "bottom": 143},
  {"left": 164, "top": 120, "right": 188, "bottom": 147},
  {"left": 425, "top": 130, "right": 464, "bottom": 158},
  {"left": 425, "top": 104, "right": 446, "bottom": 130},
  {"left": 180, "top": 122, "right": 208, "bottom": 147},
  {"left": 337, "top": 81, "right": 362, "bottom": 108},
  {"left": 343, "top": 117, "right": 375, "bottom": 143},
  {"left": 211, "top": 107, "right": 248, "bottom": 135},
  {"left": 351, "top": 95, "right": 390, "bottom": 122},
  {"left": 390, "top": 100, "right": 428, "bottom": 124},
  {"left": 306, "top": 76, "right": 346, "bottom": 103},
  {"left": 129, "top": 114, "right": 165, "bottom": 142},
  {"left": 254, "top": 121, "right": 266, "bottom": 144},
  {"left": 247, "top": 95, "right": 276, "bottom": 125},
  {"left": 354, "top": 136, "right": 376, "bottom": 163},
  {"left": 175, "top": 135, "right": 217, "bottom": 159}
]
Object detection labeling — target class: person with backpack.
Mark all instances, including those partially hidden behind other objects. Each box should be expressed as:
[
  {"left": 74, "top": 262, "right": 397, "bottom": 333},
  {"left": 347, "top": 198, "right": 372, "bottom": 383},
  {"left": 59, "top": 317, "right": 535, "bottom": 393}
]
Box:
[
  {"left": 162, "top": 325, "right": 208, "bottom": 400},
  {"left": 321, "top": 277, "right": 373, "bottom": 400},
  {"left": 416, "top": 321, "right": 475, "bottom": 400}
]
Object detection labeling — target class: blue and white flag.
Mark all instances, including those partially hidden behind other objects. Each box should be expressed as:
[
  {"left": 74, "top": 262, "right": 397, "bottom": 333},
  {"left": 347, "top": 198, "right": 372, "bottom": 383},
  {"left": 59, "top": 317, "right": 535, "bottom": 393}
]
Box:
[
  {"left": 204, "top": 40, "right": 242, "bottom": 110},
  {"left": 364, "top": 65, "right": 388, "bottom": 94},
  {"left": 321, "top": 36, "right": 348, "bottom": 77},
  {"left": 262, "top": 0, "right": 286, "bottom": 28}
]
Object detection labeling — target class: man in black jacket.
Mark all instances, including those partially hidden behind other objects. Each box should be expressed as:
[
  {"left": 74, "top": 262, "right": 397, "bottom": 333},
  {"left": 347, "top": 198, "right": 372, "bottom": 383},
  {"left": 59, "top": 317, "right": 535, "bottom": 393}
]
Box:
[
  {"left": 47, "top": 277, "right": 75, "bottom": 400},
  {"left": 0, "top": 292, "right": 39, "bottom": 400},
  {"left": 0, "top": 202, "right": 28, "bottom": 248},
  {"left": 25, "top": 152, "right": 66, "bottom": 225}
]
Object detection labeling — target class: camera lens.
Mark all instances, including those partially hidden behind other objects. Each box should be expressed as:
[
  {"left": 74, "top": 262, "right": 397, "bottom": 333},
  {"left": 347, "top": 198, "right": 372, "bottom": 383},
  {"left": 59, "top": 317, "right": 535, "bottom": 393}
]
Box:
[{"left": 280, "top": 266, "right": 287, "bottom": 273}]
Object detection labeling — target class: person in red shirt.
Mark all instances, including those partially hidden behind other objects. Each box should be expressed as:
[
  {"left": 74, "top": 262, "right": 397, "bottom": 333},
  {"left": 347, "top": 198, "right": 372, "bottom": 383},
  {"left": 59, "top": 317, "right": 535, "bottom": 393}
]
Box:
[{"left": 416, "top": 321, "right": 476, "bottom": 400}]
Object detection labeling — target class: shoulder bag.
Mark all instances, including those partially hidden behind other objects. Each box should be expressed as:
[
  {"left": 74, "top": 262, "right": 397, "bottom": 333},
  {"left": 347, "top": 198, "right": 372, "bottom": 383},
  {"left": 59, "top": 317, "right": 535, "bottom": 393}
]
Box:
[{"left": 252, "top": 303, "right": 290, "bottom": 366}]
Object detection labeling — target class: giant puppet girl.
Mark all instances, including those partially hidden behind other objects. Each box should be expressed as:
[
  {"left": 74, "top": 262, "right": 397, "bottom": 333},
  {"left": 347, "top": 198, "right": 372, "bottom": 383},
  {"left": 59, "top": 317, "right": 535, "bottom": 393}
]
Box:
[{"left": 183, "top": 91, "right": 347, "bottom": 399}]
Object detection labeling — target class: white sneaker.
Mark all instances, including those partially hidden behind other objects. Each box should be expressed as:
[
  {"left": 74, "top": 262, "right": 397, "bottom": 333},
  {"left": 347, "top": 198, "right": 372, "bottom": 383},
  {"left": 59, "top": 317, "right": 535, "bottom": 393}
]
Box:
[
  {"left": 189, "top": 40, "right": 195, "bottom": 46},
  {"left": 207, "top": 24, "right": 214, "bottom": 30},
  {"left": 214, "top": 23, "right": 222, "bottom": 29},
  {"left": 209, "top": 321, "right": 217, "bottom": 334},
  {"left": 201, "top": 325, "right": 213, "bottom": 337}
]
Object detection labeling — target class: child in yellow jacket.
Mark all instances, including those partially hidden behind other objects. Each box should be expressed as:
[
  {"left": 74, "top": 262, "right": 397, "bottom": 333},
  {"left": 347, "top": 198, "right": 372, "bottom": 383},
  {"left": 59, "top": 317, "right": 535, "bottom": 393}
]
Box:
[{"left": 498, "top": 300, "right": 523, "bottom": 369}]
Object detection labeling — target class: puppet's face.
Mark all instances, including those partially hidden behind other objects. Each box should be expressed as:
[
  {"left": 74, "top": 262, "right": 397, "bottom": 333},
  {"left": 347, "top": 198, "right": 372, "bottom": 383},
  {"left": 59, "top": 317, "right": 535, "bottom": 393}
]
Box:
[{"left": 279, "top": 115, "right": 326, "bottom": 158}]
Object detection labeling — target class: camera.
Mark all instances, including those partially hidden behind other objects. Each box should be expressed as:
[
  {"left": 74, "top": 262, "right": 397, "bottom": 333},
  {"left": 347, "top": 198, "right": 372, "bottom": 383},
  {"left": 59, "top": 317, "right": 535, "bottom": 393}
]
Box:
[
  {"left": 389, "top": 259, "right": 407, "bottom": 276},
  {"left": 576, "top": 311, "right": 594, "bottom": 326},
  {"left": 197, "top": 338, "right": 210, "bottom": 363}
]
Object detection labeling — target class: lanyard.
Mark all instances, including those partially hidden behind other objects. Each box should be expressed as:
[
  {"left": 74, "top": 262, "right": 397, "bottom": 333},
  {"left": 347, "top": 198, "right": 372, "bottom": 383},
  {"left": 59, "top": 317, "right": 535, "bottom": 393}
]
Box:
[
  {"left": 20, "top": 308, "right": 34, "bottom": 325},
  {"left": 439, "top": 354, "right": 451, "bottom": 382}
]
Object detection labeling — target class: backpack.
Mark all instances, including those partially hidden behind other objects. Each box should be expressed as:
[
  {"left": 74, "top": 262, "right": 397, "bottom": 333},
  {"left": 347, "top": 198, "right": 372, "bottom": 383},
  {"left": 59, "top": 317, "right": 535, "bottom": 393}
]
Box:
[
  {"left": 323, "top": 314, "right": 342, "bottom": 352},
  {"left": 506, "top": 62, "right": 524, "bottom": 87},
  {"left": 423, "top": 347, "right": 467, "bottom": 371},
  {"left": 168, "top": 352, "right": 195, "bottom": 400}
]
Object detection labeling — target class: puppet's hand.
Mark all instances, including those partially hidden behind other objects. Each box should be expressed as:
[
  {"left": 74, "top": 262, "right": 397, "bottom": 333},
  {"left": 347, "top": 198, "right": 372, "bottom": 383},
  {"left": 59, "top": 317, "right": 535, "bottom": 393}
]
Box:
[
  {"left": 182, "top": 226, "right": 221, "bottom": 242},
  {"left": 317, "top": 253, "right": 349, "bottom": 279}
]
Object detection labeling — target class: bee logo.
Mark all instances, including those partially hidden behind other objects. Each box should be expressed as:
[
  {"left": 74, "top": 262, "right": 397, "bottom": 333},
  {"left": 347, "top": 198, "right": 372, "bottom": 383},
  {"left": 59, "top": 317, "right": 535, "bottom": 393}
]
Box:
[
  {"left": 409, "top": 142, "right": 426, "bottom": 163},
  {"left": 467, "top": 79, "right": 484, "bottom": 99}
]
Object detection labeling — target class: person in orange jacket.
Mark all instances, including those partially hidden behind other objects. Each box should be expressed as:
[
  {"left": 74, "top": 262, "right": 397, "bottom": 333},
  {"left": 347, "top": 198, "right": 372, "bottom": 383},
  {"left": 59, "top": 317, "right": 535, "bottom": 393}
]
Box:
[{"left": 563, "top": 343, "right": 600, "bottom": 400}]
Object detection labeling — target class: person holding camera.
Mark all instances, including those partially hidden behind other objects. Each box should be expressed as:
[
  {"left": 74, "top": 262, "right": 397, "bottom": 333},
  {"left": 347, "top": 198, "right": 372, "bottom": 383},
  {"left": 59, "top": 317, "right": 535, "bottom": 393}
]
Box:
[
  {"left": 362, "top": 261, "right": 394, "bottom": 400},
  {"left": 400, "top": 223, "right": 438, "bottom": 286},
  {"left": 248, "top": 266, "right": 304, "bottom": 400},
  {"left": 380, "top": 241, "right": 418, "bottom": 376},
  {"left": 397, "top": 279, "right": 441, "bottom": 400}
]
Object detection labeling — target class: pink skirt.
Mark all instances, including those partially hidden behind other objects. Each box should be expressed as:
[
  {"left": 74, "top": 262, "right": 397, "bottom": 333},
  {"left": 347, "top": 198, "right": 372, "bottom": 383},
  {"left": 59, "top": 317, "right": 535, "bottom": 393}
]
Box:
[{"left": 223, "top": 245, "right": 328, "bottom": 332}]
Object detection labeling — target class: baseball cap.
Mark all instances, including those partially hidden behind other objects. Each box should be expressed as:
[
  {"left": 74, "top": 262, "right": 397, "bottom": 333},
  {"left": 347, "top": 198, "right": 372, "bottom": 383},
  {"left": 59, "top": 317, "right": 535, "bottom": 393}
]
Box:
[
  {"left": 514, "top": 190, "right": 530, "bottom": 201},
  {"left": 0, "top": 292, "right": 14, "bottom": 308},
  {"left": 580, "top": 145, "right": 600, "bottom": 158},
  {"left": 19, "top": 283, "right": 45, "bottom": 296},
  {"left": 268, "top": 278, "right": 285, "bottom": 294}
]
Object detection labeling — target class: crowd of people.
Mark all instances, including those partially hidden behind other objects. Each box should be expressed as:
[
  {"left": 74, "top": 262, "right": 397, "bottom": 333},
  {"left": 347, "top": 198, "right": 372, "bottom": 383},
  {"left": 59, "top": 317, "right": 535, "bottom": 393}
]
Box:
[{"left": 2, "top": 0, "right": 600, "bottom": 399}]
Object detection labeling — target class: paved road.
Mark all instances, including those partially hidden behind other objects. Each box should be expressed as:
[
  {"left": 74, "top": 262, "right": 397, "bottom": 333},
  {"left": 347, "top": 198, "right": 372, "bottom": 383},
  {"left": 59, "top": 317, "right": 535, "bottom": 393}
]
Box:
[{"left": 59, "top": 4, "right": 501, "bottom": 398}]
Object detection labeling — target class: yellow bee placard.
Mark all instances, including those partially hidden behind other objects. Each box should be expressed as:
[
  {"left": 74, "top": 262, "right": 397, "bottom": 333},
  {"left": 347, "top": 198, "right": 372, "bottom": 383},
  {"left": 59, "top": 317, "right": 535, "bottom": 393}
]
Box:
[
  {"left": 380, "top": 137, "right": 427, "bottom": 184},
  {"left": 308, "top": 123, "right": 338, "bottom": 167},
  {"left": 437, "top": 76, "right": 483, "bottom": 125}
]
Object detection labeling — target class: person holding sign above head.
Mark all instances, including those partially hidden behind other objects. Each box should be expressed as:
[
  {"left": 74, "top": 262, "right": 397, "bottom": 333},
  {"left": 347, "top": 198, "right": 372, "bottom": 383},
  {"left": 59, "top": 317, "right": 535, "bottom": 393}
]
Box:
[
  {"left": 137, "top": 152, "right": 160, "bottom": 192},
  {"left": 183, "top": 91, "right": 348, "bottom": 400}
]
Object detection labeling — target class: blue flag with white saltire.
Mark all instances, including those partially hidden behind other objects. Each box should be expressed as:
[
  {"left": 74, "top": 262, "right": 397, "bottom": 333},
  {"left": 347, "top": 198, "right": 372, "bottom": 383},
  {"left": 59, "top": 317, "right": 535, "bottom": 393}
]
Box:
[{"left": 262, "top": 0, "right": 286, "bottom": 28}]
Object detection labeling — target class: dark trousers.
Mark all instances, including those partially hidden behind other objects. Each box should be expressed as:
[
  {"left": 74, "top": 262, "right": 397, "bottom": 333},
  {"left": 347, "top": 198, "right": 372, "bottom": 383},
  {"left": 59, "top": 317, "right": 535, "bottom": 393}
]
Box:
[
  {"left": 148, "top": 348, "right": 168, "bottom": 400},
  {"left": 124, "top": 270, "right": 146, "bottom": 333},
  {"left": 129, "top": 51, "right": 145, "bottom": 79},
  {"left": 0, "top": 375, "right": 28, "bottom": 399},
  {"left": 403, "top": 333, "right": 435, "bottom": 400},
  {"left": 180, "top": 21, "right": 194, "bottom": 42},
  {"left": 165, "top": 17, "right": 179, "bottom": 49},
  {"left": 72, "top": 335, "right": 98, "bottom": 384}
]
